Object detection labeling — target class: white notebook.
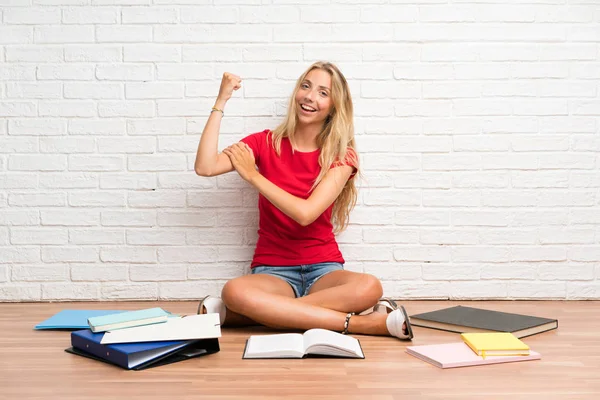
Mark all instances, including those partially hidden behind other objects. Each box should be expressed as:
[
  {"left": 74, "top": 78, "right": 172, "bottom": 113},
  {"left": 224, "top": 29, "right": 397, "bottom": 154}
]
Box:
[{"left": 100, "top": 313, "right": 221, "bottom": 344}]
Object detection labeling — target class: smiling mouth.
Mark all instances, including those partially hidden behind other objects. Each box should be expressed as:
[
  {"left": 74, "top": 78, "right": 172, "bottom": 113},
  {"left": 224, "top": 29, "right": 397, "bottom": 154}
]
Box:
[{"left": 300, "top": 104, "right": 317, "bottom": 112}]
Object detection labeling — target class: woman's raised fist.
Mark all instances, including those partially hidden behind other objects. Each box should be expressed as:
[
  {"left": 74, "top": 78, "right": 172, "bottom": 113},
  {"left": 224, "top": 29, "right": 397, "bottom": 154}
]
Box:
[{"left": 217, "top": 72, "right": 242, "bottom": 103}]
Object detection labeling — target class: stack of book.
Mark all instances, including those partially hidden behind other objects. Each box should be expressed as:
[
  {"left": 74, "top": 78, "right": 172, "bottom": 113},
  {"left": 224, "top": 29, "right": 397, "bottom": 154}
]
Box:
[
  {"left": 64, "top": 308, "right": 222, "bottom": 370},
  {"left": 405, "top": 306, "right": 557, "bottom": 369},
  {"left": 407, "top": 332, "right": 540, "bottom": 369}
]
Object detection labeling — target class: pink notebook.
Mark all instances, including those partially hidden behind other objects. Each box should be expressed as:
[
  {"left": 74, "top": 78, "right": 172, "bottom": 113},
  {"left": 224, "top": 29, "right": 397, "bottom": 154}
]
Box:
[{"left": 407, "top": 342, "right": 541, "bottom": 369}]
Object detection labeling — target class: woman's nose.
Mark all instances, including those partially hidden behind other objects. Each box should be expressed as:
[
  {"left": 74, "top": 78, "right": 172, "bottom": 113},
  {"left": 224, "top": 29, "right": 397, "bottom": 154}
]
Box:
[{"left": 304, "top": 90, "right": 315, "bottom": 101}]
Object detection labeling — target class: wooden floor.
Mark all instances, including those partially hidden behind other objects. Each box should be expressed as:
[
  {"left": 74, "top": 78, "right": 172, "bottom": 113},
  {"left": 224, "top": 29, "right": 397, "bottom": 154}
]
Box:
[{"left": 1, "top": 300, "right": 599, "bottom": 400}]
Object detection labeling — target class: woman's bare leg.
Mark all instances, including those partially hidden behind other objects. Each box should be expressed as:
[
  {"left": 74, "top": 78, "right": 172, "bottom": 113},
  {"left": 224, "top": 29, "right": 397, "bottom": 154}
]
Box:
[
  {"left": 298, "top": 270, "right": 382, "bottom": 312},
  {"left": 221, "top": 274, "right": 390, "bottom": 335},
  {"left": 301, "top": 270, "right": 409, "bottom": 335},
  {"left": 214, "top": 273, "right": 296, "bottom": 326}
]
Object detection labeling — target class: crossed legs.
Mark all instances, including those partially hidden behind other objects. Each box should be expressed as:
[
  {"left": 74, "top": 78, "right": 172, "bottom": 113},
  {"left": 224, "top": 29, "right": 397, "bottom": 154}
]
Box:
[{"left": 217, "top": 270, "right": 396, "bottom": 336}]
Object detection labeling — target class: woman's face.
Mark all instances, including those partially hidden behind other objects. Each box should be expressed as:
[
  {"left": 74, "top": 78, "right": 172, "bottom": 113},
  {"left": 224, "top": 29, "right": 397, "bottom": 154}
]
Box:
[{"left": 295, "top": 68, "right": 333, "bottom": 127}]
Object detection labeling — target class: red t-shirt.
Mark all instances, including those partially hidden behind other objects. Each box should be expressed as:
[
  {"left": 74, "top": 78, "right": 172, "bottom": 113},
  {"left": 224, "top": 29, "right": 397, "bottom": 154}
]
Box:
[{"left": 241, "top": 129, "right": 357, "bottom": 268}]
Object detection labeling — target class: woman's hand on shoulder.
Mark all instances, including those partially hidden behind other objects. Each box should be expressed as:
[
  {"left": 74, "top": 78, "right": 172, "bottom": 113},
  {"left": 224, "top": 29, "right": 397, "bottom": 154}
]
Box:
[
  {"left": 216, "top": 72, "right": 242, "bottom": 104},
  {"left": 222, "top": 142, "right": 259, "bottom": 183}
]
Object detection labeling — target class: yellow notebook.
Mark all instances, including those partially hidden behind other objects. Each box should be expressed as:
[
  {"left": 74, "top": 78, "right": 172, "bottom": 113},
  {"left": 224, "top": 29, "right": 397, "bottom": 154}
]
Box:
[{"left": 460, "top": 332, "right": 530, "bottom": 358}]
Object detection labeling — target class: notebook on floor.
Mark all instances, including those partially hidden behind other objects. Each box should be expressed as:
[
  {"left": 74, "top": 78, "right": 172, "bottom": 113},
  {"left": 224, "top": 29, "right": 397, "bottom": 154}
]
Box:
[
  {"left": 35, "top": 310, "right": 125, "bottom": 330},
  {"left": 406, "top": 342, "right": 541, "bottom": 369},
  {"left": 461, "top": 332, "right": 530, "bottom": 357},
  {"left": 409, "top": 306, "right": 558, "bottom": 338}
]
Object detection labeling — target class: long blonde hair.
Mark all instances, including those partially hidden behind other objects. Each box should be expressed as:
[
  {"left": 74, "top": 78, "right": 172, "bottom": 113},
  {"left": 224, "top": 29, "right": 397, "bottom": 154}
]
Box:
[{"left": 271, "top": 61, "right": 359, "bottom": 234}]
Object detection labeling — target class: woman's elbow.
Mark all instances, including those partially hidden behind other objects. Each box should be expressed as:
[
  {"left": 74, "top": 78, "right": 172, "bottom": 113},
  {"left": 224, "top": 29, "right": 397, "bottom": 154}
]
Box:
[
  {"left": 297, "top": 211, "right": 317, "bottom": 227},
  {"left": 194, "top": 166, "right": 212, "bottom": 177},
  {"left": 297, "top": 219, "right": 311, "bottom": 227}
]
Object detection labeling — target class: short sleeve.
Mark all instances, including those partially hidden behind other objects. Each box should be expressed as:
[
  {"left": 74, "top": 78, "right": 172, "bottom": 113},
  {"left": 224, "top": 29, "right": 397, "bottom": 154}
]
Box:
[
  {"left": 331, "top": 147, "right": 358, "bottom": 179},
  {"left": 240, "top": 129, "right": 269, "bottom": 168}
]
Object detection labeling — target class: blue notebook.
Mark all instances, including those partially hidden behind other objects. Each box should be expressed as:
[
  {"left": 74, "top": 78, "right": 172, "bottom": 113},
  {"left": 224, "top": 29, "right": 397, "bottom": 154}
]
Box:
[
  {"left": 87, "top": 307, "right": 169, "bottom": 333},
  {"left": 66, "top": 329, "right": 220, "bottom": 370},
  {"left": 35, "top": 310, "right": 124, "bottom": 330}
]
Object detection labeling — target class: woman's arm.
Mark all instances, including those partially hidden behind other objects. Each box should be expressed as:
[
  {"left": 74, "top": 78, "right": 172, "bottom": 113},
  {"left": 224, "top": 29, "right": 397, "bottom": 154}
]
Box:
[
  {"left": 194, "top": 72, "right": 241, "bottom": 177},
  {"left": 223, "top": 142, "right": 354, "bottom": 227}
]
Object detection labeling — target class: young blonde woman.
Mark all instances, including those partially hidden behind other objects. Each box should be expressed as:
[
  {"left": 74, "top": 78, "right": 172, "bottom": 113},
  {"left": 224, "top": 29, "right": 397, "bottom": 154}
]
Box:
[{"left": 194, "top": 61, "right": 413, "bottom": 340}]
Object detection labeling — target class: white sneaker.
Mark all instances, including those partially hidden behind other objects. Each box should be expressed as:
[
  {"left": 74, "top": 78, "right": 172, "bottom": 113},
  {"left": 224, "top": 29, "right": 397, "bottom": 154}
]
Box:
[{"left": 197, "top": 295, "right": 226, "bottom": 325}]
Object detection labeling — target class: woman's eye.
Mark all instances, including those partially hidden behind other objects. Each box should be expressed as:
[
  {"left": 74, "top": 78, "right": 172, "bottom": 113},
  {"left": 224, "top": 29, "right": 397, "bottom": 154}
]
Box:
[
  {"left": 320, "top": 91, "right": 328, "bottom": 97},
  {"left": 302, "top": 83, "right": 309, "bottom": 89}
]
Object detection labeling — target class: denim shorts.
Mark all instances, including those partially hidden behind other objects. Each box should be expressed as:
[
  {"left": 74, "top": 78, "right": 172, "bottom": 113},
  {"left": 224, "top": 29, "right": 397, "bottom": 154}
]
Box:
[{"left": 251, "top": 262, "right": 344, "bottom": 298}]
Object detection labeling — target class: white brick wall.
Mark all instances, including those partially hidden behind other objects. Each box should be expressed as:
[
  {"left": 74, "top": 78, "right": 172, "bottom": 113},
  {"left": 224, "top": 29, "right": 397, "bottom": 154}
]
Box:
[{"left": 0, "top": 1, "right": 599, "bottom": 302}]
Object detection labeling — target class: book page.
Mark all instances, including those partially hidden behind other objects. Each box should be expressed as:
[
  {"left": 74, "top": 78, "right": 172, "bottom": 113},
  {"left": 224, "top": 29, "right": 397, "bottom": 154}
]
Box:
[
  {"left": 303, "top": 329, "right": 364, "bottom": 358},
  {"left": 244, "top": 333, "right": 304, "bottom": 358}
]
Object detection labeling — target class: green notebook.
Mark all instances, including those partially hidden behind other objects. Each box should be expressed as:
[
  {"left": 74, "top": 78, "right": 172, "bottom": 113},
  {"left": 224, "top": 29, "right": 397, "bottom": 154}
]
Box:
[{"left": 87, "top": 307, "right": 169, "bottom": 333}]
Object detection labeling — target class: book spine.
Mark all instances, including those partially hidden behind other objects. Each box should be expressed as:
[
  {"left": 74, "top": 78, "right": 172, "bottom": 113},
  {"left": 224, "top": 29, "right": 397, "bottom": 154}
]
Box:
[
  {"left": 92, "top": 316, "right": 168, "bottom": 333},
  {"left": 88, "top": 308, "right": 166, "bottom": 328},
  {"left": 71, "top": 333, "right": 129, "bottom": 369},
  {"left": 462, "top": 340, "right": 482, "bottom": 357},
  {"left": 90, "top": 319, "right": 141, "bottom": 333}
]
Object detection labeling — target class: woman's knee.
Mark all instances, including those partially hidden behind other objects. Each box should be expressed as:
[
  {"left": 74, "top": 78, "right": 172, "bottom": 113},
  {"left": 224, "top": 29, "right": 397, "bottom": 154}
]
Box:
[
  {"left": 356, "top": 274, "right": 383, "bottom": 303},
  {"left": 221, "top": 278, "right": 252, "bottom": 310}
]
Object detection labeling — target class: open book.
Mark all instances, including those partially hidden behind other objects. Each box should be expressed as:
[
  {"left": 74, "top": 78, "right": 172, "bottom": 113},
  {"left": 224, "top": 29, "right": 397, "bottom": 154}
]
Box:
[{"left": 243, "top": 329, "right": 364, "bottom": 359}]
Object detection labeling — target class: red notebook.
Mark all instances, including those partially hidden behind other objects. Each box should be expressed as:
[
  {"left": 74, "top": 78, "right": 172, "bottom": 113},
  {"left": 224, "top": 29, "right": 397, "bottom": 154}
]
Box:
[{"left": 406, "top": 342, "right": 541, "bottom": 369}]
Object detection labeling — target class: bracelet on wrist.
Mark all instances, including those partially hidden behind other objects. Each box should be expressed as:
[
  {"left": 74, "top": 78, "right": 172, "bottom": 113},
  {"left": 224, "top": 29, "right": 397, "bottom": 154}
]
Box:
[{"left": 211, "top": 106, "right": 224, "bottom": 116}]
